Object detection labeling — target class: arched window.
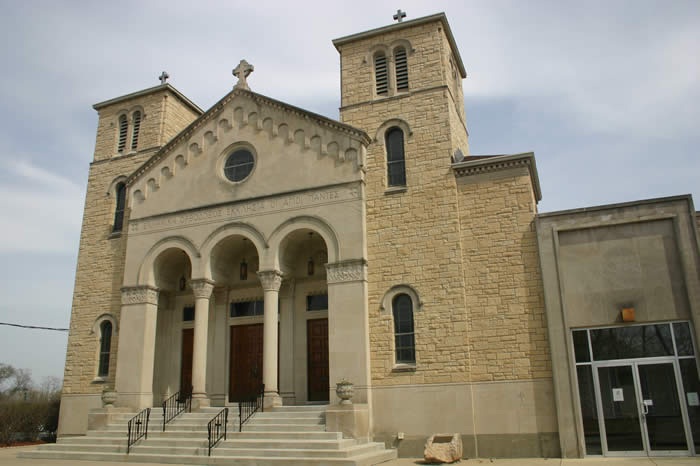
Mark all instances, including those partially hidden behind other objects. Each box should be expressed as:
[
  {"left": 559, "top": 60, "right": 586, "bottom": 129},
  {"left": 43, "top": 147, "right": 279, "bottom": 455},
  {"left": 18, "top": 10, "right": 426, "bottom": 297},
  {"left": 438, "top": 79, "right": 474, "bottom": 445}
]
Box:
[
  {"left": 98, "top": 321, "right": 112, "bottom": 377},
  {"left": 113, "top": 182, "right": 126, "bottom": 232},
  {"left": 392, "top": 293, "right": 415, "bottom": 364},
  {"left": 394, "top": 47, "right": 408, "bottom": 91},
  {"left": 130, "top": 111, "right": 142, "bottom": 150},
  {"left": 117, "top": 114, "right": 128, "bottom": 152},
  {"left": 385, "top": 127, "right": 406, "bottom": 187},
  {"left": 374, "top": 51, "right": 388, "bottom": 96}
]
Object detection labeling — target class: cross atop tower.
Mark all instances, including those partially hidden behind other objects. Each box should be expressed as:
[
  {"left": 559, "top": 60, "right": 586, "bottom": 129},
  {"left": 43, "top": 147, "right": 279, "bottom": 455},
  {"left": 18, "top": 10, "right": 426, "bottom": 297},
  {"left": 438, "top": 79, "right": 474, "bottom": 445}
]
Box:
[
  {"left": 158, "top": 71, "right": 169, "bottom": 85},
  {"left": 393, "top": 9, "right": 406, "bottom": 22},
  {"left": 233, "top": 59, "right": 254, "bottom": 90}
]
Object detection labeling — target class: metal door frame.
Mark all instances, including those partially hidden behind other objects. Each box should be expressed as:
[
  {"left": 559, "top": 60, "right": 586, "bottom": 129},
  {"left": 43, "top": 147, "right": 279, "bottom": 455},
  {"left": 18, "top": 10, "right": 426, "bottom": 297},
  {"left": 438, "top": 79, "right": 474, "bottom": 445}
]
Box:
[{"left": 593, "top": 357, "right": 694, "bottom": 456}]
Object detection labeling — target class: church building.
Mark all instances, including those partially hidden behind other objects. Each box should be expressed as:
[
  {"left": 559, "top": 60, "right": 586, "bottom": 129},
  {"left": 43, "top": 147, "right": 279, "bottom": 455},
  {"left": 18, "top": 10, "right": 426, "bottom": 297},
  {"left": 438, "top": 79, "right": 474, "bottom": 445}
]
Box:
[{"left": 53, "top": 12, "right": 700, "bottom": 460}]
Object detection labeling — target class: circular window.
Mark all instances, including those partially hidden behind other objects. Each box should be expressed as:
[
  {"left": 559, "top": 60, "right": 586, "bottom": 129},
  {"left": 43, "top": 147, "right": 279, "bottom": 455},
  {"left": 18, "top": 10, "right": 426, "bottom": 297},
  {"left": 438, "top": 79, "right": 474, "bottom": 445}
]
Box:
[{"left": 223, "top": 149, "right": 255, "bottom": 182}]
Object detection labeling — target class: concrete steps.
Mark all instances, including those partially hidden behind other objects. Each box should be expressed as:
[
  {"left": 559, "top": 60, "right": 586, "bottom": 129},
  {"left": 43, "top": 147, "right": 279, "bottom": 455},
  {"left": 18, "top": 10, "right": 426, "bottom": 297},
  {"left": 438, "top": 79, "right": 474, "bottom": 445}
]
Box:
[{"left": 18, "top": 404, "right": 397, "bottom": 465}]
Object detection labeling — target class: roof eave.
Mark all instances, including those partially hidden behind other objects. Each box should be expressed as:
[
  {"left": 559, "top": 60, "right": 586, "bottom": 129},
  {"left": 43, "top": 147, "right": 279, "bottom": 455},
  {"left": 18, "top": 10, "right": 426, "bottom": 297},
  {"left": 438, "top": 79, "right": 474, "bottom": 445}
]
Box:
[{"left": 92, "top": 84, "right": 204, "bottom": 115}]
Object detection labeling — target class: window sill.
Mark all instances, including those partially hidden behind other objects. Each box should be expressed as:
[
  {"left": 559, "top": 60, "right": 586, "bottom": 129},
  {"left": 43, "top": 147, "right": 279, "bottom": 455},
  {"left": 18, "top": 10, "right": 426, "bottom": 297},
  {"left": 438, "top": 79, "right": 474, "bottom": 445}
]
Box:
[
  {"left": 385, "top": 186, "right": 407, "bottom": 195},
  {"left": 108, "top": 231, "right": 123, "bottom": 239},
  {"left": 91, "top": 377, "right": 106, "bottom": 384},
  {"left": 391, "top": 364, "right": 416, "bottom": 373}
]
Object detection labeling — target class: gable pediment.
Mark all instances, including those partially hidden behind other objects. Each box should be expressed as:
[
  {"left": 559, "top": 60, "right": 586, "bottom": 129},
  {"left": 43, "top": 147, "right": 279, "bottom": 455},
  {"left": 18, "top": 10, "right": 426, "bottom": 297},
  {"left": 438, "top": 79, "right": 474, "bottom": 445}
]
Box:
[{"left": 127, "top": 89, "right": 370, "bottom": 220}]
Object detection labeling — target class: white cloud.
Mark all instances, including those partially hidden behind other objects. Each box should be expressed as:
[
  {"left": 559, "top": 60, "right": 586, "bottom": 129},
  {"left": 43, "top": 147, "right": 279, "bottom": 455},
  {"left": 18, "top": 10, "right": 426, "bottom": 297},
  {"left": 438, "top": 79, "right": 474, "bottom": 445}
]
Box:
[{"left": 0, "top": 157, "right": 83, "bottom": 254}]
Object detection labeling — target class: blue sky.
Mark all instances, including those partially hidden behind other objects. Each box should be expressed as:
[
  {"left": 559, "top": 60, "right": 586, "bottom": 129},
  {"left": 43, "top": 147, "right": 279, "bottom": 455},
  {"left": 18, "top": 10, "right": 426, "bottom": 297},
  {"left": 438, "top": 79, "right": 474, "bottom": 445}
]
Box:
[{"left": 0, "top": 0, "right": 698, "bottom": 383}]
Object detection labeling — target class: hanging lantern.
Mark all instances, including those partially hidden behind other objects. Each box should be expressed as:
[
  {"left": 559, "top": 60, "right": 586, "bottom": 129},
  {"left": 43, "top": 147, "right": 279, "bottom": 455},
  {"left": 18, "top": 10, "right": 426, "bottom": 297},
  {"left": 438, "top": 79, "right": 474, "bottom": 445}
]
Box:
[{"left": 240, "top": 258, "right": 248, "bottom": 281}]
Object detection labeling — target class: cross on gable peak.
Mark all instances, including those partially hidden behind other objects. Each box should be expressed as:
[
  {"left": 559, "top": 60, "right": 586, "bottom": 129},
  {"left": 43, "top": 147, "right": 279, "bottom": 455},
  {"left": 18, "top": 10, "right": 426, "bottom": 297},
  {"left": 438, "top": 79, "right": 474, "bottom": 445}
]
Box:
[
  {"left": 158, "top": 71, "right": 169, "bottom": 85},
  {"left": 233, "top": 59, "right": 254, "bottom": 90},
  {"left": 393, "top": 9, "right": 406, "bottom": 22}
]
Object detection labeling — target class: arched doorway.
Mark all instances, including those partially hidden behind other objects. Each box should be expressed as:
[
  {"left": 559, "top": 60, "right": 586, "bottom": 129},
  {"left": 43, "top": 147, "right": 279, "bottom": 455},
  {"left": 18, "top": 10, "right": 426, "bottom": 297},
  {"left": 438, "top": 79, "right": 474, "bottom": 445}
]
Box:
[
  {"left": 209, "top": 235, "right": 263, "bottom": 403},
  {"left": 150, "top": 247, "right": 193, "bottom": 402},
  {"left": 278, "top": 228, "right": 330, "bottom": 403}
]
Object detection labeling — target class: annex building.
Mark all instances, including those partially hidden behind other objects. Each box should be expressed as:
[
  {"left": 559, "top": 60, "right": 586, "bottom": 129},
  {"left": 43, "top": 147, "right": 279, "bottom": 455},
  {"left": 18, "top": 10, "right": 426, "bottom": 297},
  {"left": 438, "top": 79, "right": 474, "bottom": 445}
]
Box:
[{"left": 55, "top": 12, "right": 700, "bottom": 460}]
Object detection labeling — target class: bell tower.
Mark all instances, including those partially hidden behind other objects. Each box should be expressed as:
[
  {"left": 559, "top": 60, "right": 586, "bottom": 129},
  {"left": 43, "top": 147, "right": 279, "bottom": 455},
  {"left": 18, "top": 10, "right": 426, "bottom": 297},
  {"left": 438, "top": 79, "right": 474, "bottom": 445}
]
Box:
[{"left": 333, "top": 12, "right": 470, "bottom": 192}]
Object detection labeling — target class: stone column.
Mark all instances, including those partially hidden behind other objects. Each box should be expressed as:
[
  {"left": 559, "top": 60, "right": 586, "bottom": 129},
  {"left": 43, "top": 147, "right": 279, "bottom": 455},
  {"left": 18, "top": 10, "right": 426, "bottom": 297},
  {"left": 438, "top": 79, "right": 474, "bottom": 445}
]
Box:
[
  {"left": 326, "top": 260, "right": 371, "bottom": 404},
  {"left": 278, "top": 279, "right": 296, "bottom": 405},
  {"left": 257, "top": 269, "right": 283, "bottom": 408},
  {"left": 114, "top": 286, "right": 159, "bottom": 409},
  {"left": 209, "top": 287, "right": 229, "bottom": 406},
  {"left": 190, "top": 279, "right": 214, "bottom": 408}
]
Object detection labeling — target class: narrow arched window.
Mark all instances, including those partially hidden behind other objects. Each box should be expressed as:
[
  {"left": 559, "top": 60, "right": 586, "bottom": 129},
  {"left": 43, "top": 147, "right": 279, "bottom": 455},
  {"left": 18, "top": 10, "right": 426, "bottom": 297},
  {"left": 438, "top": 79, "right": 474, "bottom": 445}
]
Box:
[
  {"left": 98, "top": 321, "right": 112, "bottom": 377},
  {"left": 393, "top": 293, "right": 415, "bottom": 364},
  {"left": 113, "top": 182, "right": 126, "bottom": 232},
  {"left": 385, "top": 127, "right": 406, "bottom": 186},
  {"left": 374, "top": 52, "right": 388, "bottom": 96},
  {"left": 130, "top": 111, "right": 142, "bottom": 150},
  {"left": 117, "top": 115, "right": 128, "bottom": 152},
  {"left": 394, "top": 47, "right": 408, "bottom": 91}
]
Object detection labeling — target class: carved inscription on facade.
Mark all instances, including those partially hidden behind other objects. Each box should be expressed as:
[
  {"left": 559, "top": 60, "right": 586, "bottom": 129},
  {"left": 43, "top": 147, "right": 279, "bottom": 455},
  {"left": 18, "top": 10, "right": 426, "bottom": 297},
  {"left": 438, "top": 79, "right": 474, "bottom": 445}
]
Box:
[
  {"left": 129, "top": 184, "right": 361, "bottom": 234},
  {"left": 326, "top": 259, "right": 367, "bottom": 284}
]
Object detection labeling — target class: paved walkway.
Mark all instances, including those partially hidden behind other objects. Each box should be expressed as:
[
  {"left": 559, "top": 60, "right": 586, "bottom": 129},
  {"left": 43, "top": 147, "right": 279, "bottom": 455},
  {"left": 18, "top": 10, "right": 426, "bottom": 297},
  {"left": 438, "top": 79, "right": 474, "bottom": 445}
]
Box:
[{"left": 1, "top": 446, "right": 698, "bottom": 466}]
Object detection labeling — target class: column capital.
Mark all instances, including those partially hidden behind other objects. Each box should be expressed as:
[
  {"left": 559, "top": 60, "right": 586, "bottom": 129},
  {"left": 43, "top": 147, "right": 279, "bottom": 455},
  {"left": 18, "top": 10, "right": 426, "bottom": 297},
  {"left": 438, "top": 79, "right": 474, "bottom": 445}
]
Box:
[
  {"left": 190, "top": 279, "right": 215, "bottom": 299},
  {"left": 121, "top": 286, "right": 159, "bottom": 306},
  {"left": 326, "top": 259, "right": 367, "bottom": 284},
  {"left": 257, "top": 270, "right": 284, "bottom": 292}
]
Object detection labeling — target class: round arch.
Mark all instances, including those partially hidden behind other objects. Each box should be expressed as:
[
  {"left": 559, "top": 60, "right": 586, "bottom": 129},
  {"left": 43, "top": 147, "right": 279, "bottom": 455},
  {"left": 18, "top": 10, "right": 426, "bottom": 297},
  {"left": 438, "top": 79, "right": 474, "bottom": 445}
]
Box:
[
  {"left": 137, "top": 236, "right": 200, "bottom": 286},
  {"left": 199, "top": 222, "right": 267, "bottom": 280},
  {"left": 374, "top": 118, "right": 413, "bottom": 145},
  {"left": 267, "top": 215, "right": 340, "bottom": 270}
]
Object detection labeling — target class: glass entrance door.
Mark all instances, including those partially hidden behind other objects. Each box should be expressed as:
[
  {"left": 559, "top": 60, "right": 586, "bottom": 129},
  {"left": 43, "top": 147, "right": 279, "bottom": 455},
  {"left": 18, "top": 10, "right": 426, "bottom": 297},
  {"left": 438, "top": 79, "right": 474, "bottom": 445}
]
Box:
[{"left": 597, "top": 361, "right": 691, "bottom": 456}]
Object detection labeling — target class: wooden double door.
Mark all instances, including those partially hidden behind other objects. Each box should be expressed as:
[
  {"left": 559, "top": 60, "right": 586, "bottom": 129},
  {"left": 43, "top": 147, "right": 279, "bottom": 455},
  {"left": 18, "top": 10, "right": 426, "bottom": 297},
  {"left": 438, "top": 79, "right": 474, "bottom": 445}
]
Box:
[
  {"left": 307, "top": 318, "right": 329, "bottom": 402},
  {"left": 181, "top": 320, "right": 329, "bottom": 403},
  {"left": 229, "top": 324, "right": 264, "bottom": 402}
]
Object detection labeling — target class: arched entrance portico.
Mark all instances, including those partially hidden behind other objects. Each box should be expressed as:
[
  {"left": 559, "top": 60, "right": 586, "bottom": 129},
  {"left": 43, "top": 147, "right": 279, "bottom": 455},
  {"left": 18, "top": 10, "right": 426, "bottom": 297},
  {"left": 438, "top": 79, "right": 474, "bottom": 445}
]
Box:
[{"left": 115, "top": 205, "right": 371, "bottom": 412}]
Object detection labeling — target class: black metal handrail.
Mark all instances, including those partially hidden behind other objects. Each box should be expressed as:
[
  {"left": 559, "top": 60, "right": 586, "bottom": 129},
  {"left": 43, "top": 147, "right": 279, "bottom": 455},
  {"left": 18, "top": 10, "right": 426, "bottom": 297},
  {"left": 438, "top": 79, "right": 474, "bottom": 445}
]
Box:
[
  {"left": 162, "top": 388, "right": 192, "bottom": 431},
  {"left": 238, "top": 384, "right": 265, "bottom": 432},
  {"left": 207, "top": 407, "right": 229, "bottom": 456},
  {"left": 126, "top": 407, "right": 151, "bottom": 454}
]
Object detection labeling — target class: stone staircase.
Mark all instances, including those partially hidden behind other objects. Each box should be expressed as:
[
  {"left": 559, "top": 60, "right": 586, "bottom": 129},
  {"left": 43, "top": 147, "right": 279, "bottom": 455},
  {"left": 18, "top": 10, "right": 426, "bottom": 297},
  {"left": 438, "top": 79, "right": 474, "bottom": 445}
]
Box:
[{"left": 18, "top": 405, "right": 397, "bottom": 465}]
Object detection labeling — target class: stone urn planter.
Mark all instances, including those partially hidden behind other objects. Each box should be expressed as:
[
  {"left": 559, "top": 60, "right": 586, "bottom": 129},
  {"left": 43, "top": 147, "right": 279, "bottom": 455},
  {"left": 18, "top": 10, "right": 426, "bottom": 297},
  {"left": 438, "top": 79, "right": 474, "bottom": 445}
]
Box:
[
  {"left": 336, "top": 380, "right": 354, "bottom": 405},
  {"left": 101, "top": 388, "right": 117, "bottom": 407}
]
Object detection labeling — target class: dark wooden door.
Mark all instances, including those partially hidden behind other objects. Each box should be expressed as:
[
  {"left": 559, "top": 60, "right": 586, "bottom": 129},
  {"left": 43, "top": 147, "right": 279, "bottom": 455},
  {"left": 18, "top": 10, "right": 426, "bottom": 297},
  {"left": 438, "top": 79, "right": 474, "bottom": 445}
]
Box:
[
  {"left": 180, "top": 328, "right": 194, "bottom": 393},
  {"left": 229, "top": 324, "right": 263, "bottom": 402},
  {"left": 307, "top": 318, "right": 329, "bottom": 402}
]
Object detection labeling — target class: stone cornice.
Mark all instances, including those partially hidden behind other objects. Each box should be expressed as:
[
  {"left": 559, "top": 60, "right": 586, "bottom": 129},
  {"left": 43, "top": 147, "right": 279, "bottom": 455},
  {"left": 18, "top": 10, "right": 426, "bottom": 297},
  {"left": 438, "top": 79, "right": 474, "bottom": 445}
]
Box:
[
  {"left": 257, "top": 270, "right": 284, "bottom": 292},
  {"left": 452, "top": 152, "right": 542, "bottom": 202},
  {"left": 190, "top": 279, "right": 215, "bottom": 299},
  {"left": 121, "top": 286, "right": 159, "bottom": 306},
  {"left": 93, "top": 83, "right": 203, "bottom": 115},
  {"left": 326, "top": 259, "right": 367, "bottom": 284},
  {"left": 126, "top": 88, "right": 370, "bottom": 188}
]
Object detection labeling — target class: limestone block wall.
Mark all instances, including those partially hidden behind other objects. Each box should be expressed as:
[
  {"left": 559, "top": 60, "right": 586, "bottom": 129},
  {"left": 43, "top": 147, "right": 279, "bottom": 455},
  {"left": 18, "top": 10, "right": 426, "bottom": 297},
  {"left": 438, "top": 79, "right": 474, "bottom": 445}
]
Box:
[
  {"left": 456, "top": 167, "right": 551, "bottom": 382},
  {"left": 62, "top": 152, "right": 152, "bottom": 395},
  {"left": 341, "top": 87, "right": 470, "bottom": 385},
  {"left": 64, "top": 87, "right": 200, "bottom": 395}
]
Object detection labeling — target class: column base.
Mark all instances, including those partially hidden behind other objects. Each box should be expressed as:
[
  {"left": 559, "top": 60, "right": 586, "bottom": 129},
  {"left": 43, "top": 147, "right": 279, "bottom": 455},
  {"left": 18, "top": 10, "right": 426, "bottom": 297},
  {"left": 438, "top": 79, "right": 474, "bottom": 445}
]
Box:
[
  {"left": 191, "top": 393, "right": 211, "bottom": 410},
  {"left": 263, "top": 392, "right": 282, "bottom": 409}
]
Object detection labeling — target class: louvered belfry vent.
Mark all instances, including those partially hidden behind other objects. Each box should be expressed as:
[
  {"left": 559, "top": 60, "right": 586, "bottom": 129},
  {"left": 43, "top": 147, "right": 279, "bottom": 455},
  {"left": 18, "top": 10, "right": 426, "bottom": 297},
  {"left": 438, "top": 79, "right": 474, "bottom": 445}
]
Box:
[
  {"left": 395, "top": 47, "right": 408, "bottom": 91},
  {"left": 374, "top": 52, "right": 388, "bottom": 96},
  {"left": 117, "top": 115, "right": 128, "bottom": 152},
  {"left": 131, "top": 111, "right": 142, "bottom": 150}
]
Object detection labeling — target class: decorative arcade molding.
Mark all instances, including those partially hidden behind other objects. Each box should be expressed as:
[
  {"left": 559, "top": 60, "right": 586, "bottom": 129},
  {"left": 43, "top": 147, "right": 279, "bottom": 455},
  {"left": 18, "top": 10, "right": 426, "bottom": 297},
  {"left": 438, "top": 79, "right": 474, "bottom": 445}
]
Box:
[
  {"left": 257, "top": 270, "right": 284, "bottom": 292},
  {"left": 190, "top": 279, "right": 215, "bottom": 299},
  {"left": 121, "top": 286, "right": 159, "bottom": 305},
  {"left": 326, "top": 259, "right": 367, "bottom": 284}
]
